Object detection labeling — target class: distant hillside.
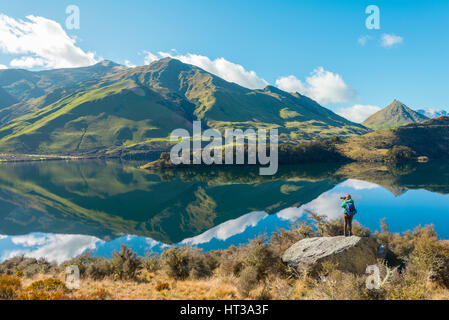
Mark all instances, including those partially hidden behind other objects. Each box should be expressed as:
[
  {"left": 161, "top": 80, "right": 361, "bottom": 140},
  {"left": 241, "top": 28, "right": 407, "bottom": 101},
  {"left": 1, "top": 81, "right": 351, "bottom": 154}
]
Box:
[
  {"left": 337, "top": 116, "right": 449, "bottom": 161},
  {"left": 362, "top": 100, "right": 428, "bottom": 130},
  {"left": 0, "top": 58, "right": 369, "bottom": 156},
  {"left": 0, "top": 60, "right": 123, "bottom": 102},
  {"left": 144, "top": 116, "right": 449, "bottom": 169},
  {"left": 0, "top": 87, "right": 17, "bottom": 109}
]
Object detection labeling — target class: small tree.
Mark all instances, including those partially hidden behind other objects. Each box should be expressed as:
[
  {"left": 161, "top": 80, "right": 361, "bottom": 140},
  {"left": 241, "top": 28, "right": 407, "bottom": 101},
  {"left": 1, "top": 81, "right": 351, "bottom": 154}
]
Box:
[{"left": 111, "top": 245, "right": 142, "bottom": 280}]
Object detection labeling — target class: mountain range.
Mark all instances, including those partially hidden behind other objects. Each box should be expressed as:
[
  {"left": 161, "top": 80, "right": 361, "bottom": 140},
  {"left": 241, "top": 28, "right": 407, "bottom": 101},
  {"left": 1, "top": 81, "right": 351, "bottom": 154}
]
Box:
[
  {"left": 0, "top": 87, "right": 17, "bottom": 109},
  {"left": 362, "top": 100, "right": 429, "bottom": 130},
  {"left": 0, "top": 58, "right": 369, "bottom": 156},
  {"left": 0, "top": 60, "right": 123, "bottom": 102}
]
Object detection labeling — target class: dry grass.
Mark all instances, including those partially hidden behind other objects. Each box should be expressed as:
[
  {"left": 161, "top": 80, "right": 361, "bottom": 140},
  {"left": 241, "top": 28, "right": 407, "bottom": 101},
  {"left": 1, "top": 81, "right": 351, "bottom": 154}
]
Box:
[{"left": 1, "top": 216, "right": 449, "bottom": 300}]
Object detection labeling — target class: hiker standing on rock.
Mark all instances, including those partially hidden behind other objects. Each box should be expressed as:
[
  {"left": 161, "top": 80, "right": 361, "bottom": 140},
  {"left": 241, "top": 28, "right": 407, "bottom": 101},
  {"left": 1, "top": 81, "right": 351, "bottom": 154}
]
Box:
[{"left": 341, "top": 194, "right": 357, "bottom": 236}]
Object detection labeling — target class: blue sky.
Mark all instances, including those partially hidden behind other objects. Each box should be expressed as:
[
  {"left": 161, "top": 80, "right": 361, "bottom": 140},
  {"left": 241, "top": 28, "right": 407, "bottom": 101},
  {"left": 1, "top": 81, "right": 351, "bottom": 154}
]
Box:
[{"left": 1, "top": 0, "right": 448, "bottom": 121}]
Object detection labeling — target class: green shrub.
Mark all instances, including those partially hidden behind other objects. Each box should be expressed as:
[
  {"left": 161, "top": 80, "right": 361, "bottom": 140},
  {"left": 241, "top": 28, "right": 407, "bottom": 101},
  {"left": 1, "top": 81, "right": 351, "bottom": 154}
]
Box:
[
  {"left": 243, "top": 236, "right": 285, "bottom": 279},
  {"left": 309, "top": 212, "right": 343, "bottom": 237},
  {"left": 85, "top": 258, "right": 114, "bottom": 280},
  {"left": 237, "top": 266, "right": 259, "bottom": 297},
  {"left": 161, "top": 248, "right": 191, "bottom": 280},
  {"left": 0, "top": 256, "right": 57, "bottom": 277},
  {"left": 409, "top": 226, "right": 449, "bottom": 287},
  {"left": 143, "top": 252, "right": 162, "bottom": 273},
  {"left": 62, "top": 251, "right": 96, "bottom": 278},
  {"left": 161, "top": 247, "right": 214, "bottom": 280},
  {"left": 219, "top": 246, "right": 245, "bottom": 277},
  {"left": 111, "top": 245, "right": 142, "bottom": 280},
  {"left": 220, "top": 236, "right": 286, "bottom": 284}
]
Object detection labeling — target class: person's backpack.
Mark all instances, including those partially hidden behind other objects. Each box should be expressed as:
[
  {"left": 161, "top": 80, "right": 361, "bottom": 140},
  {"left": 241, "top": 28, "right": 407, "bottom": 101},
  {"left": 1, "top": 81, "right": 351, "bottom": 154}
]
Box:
[{"left": 346, "top": 201, "right": 357, "bottom": 215}]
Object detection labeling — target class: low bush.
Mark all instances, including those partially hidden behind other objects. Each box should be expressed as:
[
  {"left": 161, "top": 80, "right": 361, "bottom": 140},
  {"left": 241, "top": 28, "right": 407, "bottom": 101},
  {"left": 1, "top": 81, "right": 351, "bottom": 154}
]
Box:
[
  {"left": 155, "top": 282, "right": 170, "bottom": 291},
  {"left": 16, "top": 278, "right": 70, "bottom": 301},
  {"left": 27, "top": 278, "right": 67, "bottom": 292},
  {"left": 161, "top": 247, "right": 214, "bottom": 280},
  {"left": 237, "top": 266, "right": 259, "bottom": 297},
  {"left": 85, "top": 258, "right": 114, "bottom": 280},
  {"left": 143, "top": 252, "right": 162, "bottom": 273},
  {"left": 111, "top": 245, "right": 142, "bottom": 280},
  {"left": 62, "top": 251, "right": 96, "bottom": 278},
  {"left": 0, "top": 275, "right": 21, "bottom": 300},
  {"left": 0, "top": 256, "right": 57, "bottom": 277}
]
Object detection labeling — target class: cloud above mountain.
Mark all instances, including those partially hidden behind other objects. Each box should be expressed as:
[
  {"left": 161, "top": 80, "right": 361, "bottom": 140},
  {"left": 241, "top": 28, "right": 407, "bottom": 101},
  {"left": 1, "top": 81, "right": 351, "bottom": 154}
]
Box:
[
  {"left": 276, "top": 68, "right": 356, "bottom": 105},
  {"left": 144, "top": 51, "right": 268, "bottom": 89},
  {"left": 417, "top": 108, "right": 448, "bottom": 118},
  {"left": 0, "top": 14, "right": 98, "bottom": 69},
  {"left": 336, "top": 104, "right": 381, "bottom": 123}
]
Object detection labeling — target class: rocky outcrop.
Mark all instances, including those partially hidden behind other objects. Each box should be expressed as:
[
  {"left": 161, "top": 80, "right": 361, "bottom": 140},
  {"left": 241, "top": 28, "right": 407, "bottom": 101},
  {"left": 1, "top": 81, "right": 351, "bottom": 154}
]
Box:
[{"left": 282, "top": 236, "right": 378, "bottom": 274}]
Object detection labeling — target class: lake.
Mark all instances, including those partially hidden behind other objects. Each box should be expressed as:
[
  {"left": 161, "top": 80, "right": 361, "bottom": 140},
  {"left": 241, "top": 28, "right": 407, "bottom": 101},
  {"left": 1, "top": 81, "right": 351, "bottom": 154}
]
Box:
[{"left": 0, "top": 160, "right": 448, "bottom": 263}]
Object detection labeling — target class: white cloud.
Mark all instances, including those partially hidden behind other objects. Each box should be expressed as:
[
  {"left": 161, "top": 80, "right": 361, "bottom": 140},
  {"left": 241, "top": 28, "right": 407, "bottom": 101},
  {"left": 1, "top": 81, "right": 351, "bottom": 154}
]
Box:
[
  {"left": 11, "top": 234, "right": 48, "bottom": 246},
  {"left": 275, "top": 75, "right": 304, "bottom": 93},
  {"left": 10, "top": 56, "right": 45, "bottom": 68},
  {"left": 335, "top": 104, "right": 381, "bottom": 123},
  {"left": 3, "top": 233, "right": 102, "bottom": 264},
  {"left": 381, "top": 34, "right": 403, "bottom": 48},
  {"left": 339, "top": 179, "right": 380, "bottom": 190},
  {"left": 143, "top": 51, "right": 159, "bottom": 65},
  {"left": 276, "top": 67, "right": 356, "bottom": 105},
  {"left": 277, "top": 192, "right": 344, "bottom": 221},
  {"left": 358, "top": 35, "right": 371, "bottom": 46},
  {"left": 0, "top": 14, "right": 98, "bottom": 69},
  {"left": 124, "top": 60, "right": 136, "bottom": 68},
  {"left": 0, "top": 64, "right": 7, "bottom": 69},
  {"left": 144, "top": 51, "right": 269, "bottom": 90},
  {"left": 276, "top": 206, "right": 305, "bottom": 221},
  {"left": 181, "top": 211, "right": 268, "bottom": 245},
  {"left": 417, "top": 108, "right": 448, "bottom": 118}
]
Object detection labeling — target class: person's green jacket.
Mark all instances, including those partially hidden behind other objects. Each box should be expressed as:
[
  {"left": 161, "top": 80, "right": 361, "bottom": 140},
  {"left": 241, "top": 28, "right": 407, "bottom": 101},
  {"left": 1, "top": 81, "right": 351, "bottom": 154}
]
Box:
[{"left": 341, "top": 199, "right": 355, "bottom": 215}]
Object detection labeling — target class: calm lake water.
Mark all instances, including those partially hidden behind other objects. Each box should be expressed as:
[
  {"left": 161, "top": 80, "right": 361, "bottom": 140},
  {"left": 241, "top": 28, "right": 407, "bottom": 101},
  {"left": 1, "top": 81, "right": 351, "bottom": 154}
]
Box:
[{"left": 0, "top": 160, "right": 448, "bottom": 263}]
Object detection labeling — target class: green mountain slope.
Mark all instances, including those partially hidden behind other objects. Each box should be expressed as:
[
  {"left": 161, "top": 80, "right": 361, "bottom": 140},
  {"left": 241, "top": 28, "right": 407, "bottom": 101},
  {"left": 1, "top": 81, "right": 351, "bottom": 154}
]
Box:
[
  {"left": 0, "top": 60, "right": 123, "bottom": 102},
  {"left": 0, "top": 79, "right": 196, "bottom": 155},
  {"left": 0, "top": 87, "right": 17, "bottom": 109},
  {"left": 362, "top": 99, "right": 428, "bottom": 130},
  {"left": 0, "top": 58, "right": 369, "bottom": 156},
  {"left": 105, "top": 58, "right": 369, "bottom": 142}
]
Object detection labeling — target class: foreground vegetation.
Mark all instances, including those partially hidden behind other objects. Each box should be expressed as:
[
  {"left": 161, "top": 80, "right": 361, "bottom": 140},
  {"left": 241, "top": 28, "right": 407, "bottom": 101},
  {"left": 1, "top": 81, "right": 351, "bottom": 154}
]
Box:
[{"left": 1, "top": 214, "right": 448, "bottom": 300}]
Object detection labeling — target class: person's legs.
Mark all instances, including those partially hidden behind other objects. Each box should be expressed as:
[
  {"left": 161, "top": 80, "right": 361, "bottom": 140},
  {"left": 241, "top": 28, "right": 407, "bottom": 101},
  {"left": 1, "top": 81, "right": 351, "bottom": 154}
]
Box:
[
  {"left": 343, "top": 214, "right": 349, "bottom": 236},
  {"left": 348, "top": 215, "right": 353, "bottom": 236}
]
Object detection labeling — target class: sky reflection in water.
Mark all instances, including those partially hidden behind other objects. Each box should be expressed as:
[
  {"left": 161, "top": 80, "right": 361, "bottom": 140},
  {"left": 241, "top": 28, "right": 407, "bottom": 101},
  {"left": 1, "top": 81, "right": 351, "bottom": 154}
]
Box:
[{"left": 1, "top": 177, "right": 448, "bottom": 264}]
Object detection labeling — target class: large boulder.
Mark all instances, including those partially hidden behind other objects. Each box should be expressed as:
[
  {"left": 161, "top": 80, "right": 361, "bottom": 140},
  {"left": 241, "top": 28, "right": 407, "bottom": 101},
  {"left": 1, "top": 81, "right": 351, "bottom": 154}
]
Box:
[{"left": 282, "top": 236, "right": 378, "bottom": 274}]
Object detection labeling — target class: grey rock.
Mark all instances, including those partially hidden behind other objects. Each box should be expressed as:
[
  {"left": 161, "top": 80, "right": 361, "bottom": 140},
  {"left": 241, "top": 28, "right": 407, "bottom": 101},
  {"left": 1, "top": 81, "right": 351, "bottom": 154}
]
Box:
[{"left": 282, "top": 236, "right": 378, "bottom": 274}]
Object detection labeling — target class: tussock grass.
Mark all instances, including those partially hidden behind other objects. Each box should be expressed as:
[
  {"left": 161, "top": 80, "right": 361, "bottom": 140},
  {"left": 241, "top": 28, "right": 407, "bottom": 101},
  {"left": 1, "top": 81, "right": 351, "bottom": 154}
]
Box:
[{"left": 1, "top": 216, "right": 448, "bottom": 300}]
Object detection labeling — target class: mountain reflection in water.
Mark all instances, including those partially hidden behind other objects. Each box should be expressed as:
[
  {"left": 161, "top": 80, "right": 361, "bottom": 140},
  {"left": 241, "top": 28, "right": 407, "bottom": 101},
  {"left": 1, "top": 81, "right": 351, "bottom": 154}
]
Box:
[{"left": 0, "top": 160, "right": 448, "bottom": 263}]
